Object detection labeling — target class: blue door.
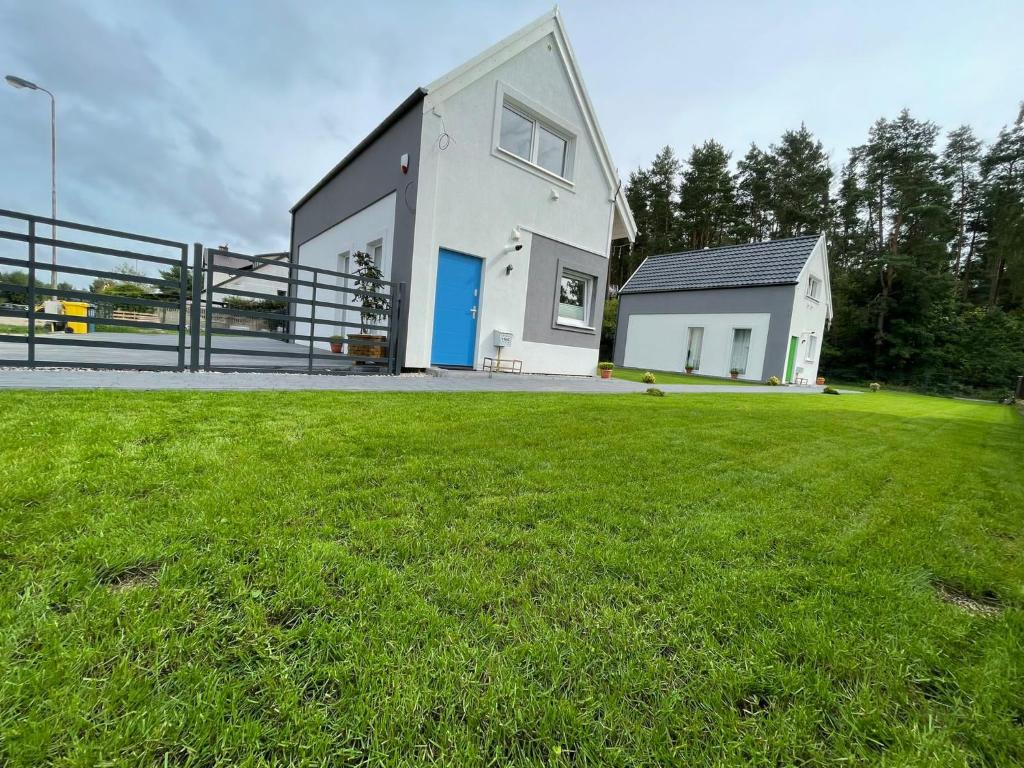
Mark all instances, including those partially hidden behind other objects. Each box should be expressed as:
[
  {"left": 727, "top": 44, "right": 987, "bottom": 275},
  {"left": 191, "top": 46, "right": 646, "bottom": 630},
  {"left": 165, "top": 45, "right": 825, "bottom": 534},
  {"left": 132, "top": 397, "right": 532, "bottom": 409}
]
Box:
[{"left": 431, "top": 249, "right": 481, "bottom": 367}]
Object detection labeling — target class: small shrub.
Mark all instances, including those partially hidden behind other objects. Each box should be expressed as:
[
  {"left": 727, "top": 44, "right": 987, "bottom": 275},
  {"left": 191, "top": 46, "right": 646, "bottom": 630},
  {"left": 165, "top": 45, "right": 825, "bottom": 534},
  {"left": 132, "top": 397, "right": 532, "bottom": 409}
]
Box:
[
  {"left": 598, "top": 361, "right": 614, "bottom": 371},
  {"left": 823, "top": 386, "right": 840, "bottom": 395},
  {"left": 642, "top": 371, "right": 656, "bottom": 384},
  {"left": 766, "top": 376, "right": 781, "bottom": 386},
  {"left": 869, "top": 382, "right": 881, "bottom": 392},
  {"left": 644, "top": 387, "right": 665, "bottom": 397}
]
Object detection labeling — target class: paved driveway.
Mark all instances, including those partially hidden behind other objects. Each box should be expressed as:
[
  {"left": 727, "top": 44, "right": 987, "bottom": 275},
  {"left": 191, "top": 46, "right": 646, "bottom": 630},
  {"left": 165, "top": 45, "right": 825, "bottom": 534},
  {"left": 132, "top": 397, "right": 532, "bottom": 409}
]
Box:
[
  {"left": 0, "top": 366, "right": 832, "bottom": 393},
  {"left": 0, "top": 332, "right": 359, "bottom": 371}
]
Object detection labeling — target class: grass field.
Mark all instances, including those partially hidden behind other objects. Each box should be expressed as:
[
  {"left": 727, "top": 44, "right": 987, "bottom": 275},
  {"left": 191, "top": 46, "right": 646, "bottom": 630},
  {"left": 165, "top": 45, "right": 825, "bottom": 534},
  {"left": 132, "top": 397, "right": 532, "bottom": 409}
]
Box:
[
  {"left": 1, "top": 390, "right": 1021, "bottom": 766},
  {"left": 613, "top": 366, "right": 755, "bottom": 386}
]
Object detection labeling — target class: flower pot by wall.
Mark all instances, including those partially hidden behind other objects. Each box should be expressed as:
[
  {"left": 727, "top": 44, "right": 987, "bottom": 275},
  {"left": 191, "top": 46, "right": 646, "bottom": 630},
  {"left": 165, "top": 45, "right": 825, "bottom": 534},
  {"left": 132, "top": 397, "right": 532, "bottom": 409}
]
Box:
[
  {"left": 685, "top": 368, "right": 694, "bottom": 375},
  {"left": 600, "top": 369, "right": 611, "bottom": 379},
  {"left": 816, "top": 376, "right": 826, "bottom": 385},
  {"left": 330, "top": 342, "right": 342, "bottom": 354},
  {"left": 730, "top": 372, "right": 739, "bottom": 379}
]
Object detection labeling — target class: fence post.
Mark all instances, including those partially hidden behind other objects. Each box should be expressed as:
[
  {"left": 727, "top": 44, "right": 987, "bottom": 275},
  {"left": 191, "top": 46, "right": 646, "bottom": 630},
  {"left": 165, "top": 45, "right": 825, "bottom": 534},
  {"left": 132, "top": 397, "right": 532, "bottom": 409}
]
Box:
[
  {"left": 176, "top": 245, "right": 188, "bottom": 371},
  {"left": 1016, "top": 375, "right": 1023, "bottom": 401},
  {"left": 26, "top": 219, "right": 36, "bottom": 368},
  {"left": 387, "top": 282, "right": 405, "bottom": 375},
  {"left": 307, "top": 271, "right": 318, "bottom": 373},
  {"left": 189, "top": 244, "right": 202, "bottom": 371},
  {"left": 203, "top": 248, "right": 214, "bottom": 370}
]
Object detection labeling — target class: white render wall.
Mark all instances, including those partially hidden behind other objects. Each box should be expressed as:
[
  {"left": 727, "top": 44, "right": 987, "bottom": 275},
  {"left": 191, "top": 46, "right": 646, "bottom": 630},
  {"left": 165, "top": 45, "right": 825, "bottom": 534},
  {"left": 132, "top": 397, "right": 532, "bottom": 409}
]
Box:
[
  {"left": 405, "top": 31, "right": 615, "bottom": 372},
  {"left": 293, "top": 192, "right": 396, "bottom": 346},
  {"left": 786, "top": 236, "right": 830, "bottom": 383},
  {"left": 622, "top": 312, "right": 773, "bottom": 381}
]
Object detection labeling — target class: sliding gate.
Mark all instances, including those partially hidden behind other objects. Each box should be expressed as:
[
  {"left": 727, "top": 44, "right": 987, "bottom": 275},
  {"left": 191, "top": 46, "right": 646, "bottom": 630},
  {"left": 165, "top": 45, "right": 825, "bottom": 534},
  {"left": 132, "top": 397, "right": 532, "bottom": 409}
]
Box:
[{"left": 0, "top": 209, "right": 403, "bottom": 374}]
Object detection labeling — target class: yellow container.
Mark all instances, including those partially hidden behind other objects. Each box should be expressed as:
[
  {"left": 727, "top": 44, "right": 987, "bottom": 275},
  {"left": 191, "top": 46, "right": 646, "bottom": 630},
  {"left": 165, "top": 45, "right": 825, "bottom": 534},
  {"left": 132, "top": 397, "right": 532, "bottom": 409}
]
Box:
[{"left": 61, "top": 301, "right": 92, "bottom": 334}]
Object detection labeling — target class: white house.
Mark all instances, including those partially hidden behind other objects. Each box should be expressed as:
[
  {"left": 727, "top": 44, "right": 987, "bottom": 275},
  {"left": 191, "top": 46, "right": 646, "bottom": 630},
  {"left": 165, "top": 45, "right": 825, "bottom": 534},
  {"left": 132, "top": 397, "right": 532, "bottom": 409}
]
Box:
[
  {"left": 289, "top": 9, "right": 636, "bottom": 374},
  {"left": 614, "top": 234, "right": 833, "bottom": 383}
]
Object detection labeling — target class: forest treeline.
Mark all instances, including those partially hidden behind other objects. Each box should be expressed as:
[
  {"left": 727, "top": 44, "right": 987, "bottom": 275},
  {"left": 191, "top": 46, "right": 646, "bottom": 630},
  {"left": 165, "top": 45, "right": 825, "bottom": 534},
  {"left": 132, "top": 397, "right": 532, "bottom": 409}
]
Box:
[{"left": 614, "top": 105, "right": 1024, "bottom": 395}]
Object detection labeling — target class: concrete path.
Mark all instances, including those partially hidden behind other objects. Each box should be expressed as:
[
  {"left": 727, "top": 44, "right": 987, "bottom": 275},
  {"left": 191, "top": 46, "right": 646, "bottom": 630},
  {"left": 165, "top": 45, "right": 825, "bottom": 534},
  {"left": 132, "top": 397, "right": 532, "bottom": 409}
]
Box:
[{"left": 0, "top": 367, "right": 831, "bottom": 394}]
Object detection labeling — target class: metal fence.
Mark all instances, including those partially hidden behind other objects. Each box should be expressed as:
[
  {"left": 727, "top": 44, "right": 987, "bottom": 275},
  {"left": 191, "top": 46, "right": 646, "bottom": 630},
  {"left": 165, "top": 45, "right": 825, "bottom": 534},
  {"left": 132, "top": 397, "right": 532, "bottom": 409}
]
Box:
[{"left": 0, "top": 209, "right": 404, "bottom": 375}]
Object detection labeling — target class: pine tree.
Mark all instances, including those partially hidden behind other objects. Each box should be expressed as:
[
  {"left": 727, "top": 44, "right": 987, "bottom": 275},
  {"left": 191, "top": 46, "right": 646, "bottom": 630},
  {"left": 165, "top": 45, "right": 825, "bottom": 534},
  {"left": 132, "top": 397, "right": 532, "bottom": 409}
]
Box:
[
  {"left": 769, "top": 124, "right": 833, "bottom": 237},
  {"left": 678, "top": 140, "right": 736, "bottom": 249},
  {"left": 855, "top": 111, "right": 954, "bottom": 378},
  {"left": 979, "top": 104, "right": 1024, "bottom": 308},
  {"left": 940, "top": 125, "right": 983, "bottom": 288},
  {"left": 735, "top": 144, "right": 775, "bottom": 242}
]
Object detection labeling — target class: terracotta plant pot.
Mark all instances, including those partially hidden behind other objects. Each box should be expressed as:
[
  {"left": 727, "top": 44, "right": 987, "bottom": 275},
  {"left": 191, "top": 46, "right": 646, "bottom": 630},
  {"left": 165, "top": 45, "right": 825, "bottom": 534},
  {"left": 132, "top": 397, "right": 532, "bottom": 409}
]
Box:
[
  {"left": 330, "top": 342, "right": 342, "bottom": 354},
  {"left": 600, "top": 369, "right": 612, "bottom": 379},
  {"left": 731, "top": 373, "right": 739, "bottom": 380},
  {"left": 685, "top": 368, "right": 694, "bottom": 375},
  {"left": 816, "top": 376, "right": 826, "bottom": 385}
]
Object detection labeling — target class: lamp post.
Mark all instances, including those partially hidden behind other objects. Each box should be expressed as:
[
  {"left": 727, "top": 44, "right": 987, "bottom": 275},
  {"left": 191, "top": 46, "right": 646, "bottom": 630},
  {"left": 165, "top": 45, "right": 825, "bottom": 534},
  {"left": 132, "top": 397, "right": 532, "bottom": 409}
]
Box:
[{"left": 6, "top": 74, "right": 57, "bottom": 289}]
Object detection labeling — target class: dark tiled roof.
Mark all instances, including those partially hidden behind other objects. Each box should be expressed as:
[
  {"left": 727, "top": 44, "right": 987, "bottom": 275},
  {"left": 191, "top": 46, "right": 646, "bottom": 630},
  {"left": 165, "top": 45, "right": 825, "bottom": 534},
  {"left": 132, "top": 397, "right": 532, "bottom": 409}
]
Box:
[{"left": 620, "top": 235, "right": 821, "bottom": 294}]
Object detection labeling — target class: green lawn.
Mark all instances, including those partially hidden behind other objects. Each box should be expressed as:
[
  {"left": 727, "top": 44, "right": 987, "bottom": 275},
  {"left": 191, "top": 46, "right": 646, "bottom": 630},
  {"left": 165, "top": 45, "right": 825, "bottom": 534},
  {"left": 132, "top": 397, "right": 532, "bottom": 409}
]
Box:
[
  {"left": 613, "top": 366, "right": 756, "bottom": 385},
  {"left": 1, "top": 391, "right": 1021, "bottom": 766}
]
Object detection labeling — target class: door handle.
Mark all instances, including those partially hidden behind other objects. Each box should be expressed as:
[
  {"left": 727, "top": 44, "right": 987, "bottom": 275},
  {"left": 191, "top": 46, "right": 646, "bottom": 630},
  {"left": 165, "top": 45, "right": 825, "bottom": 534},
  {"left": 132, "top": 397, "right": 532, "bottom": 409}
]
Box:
[{"left": 470, "top": 306, "right": 478, "bottom": 319}]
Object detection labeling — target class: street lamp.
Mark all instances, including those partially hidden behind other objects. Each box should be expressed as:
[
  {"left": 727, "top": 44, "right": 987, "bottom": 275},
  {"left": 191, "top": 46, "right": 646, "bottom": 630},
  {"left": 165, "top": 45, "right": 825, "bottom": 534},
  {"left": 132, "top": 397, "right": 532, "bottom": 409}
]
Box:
[{"left": 6, "top": 74, "right": 57, "bottom": 289}]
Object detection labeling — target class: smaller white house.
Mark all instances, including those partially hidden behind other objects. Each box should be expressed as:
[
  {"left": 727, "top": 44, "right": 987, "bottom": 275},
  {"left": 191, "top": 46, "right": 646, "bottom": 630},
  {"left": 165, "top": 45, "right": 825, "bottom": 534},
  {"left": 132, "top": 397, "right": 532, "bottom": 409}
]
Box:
[
  {"left": 202, "top": 251, "right": 290, "bottom": 305},
  {"left": 614, "top": 234, "right": 832, "bottom": 383}
]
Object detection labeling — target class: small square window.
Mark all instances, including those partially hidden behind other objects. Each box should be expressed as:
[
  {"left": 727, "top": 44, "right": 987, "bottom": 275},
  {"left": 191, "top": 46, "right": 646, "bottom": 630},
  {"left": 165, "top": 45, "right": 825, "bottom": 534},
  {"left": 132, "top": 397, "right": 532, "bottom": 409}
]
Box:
[
  {"left": 499, "top": 106, "right": 534, "bottom": 161},
  {"left": 807, "top": 275, "right": 822, "bottom": 301},
  {"left": 557, "top": 271, "right": 593, "bottom": 327}
]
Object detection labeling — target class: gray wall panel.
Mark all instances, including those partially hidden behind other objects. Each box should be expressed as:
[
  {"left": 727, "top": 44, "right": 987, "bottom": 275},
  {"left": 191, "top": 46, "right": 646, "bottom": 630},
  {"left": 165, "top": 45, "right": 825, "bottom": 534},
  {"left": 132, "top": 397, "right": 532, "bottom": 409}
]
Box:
[
  {"left": 522, "top": 234, "right": 607, "bottom": 349},
  {"left": 291, "top": 102, "right": 424, "bottom": 366},
  {"left": 613, "top": 284, "right": 796, "bottom": 378}
]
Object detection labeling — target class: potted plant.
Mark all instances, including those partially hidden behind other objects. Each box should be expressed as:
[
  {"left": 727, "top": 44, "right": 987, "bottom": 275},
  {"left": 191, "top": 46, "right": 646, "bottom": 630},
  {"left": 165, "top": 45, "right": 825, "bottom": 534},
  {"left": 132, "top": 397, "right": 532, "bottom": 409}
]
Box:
[
  {"left": 816, "top": 375, "right": 826, "bottom": 386},
  {"left": 685, "top": 364, "right": 694, "bottom": 375},
  {"left": 598, "top": 361, "right": 614, "bottom": 379},
  {"left": 347, "top": 250, "right": 390, "bottom": 361},
  {"left": 730, "top": 368, "right": 740, "bottom": 380},
  {"left": 329, "top": 335, "right": 343, "bottom": 354}
]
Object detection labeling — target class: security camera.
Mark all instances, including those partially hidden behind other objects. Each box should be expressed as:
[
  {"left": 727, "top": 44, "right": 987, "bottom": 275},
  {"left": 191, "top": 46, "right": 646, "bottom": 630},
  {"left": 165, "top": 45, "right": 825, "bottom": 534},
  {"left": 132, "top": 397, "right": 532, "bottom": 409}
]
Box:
[{"left": 514, "top": 243, "right": 523, "bottom": 251}]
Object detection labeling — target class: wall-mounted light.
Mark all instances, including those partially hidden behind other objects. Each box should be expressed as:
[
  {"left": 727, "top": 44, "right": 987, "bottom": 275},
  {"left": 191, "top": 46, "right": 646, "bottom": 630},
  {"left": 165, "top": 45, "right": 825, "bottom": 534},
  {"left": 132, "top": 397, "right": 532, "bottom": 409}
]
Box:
[{"left": 505, "top": 264, "right": 514, "bottom": 275}]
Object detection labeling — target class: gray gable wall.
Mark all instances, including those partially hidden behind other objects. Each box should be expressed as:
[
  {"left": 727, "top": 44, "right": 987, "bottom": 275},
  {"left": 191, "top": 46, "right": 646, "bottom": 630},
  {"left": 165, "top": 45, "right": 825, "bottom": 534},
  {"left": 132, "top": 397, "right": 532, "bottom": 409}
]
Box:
[
  {"left": 290, "top": 94, "right": 424, "bottom": 366},
  {"left": 621, "top": 235, "right": 821, "bottom": 294}
]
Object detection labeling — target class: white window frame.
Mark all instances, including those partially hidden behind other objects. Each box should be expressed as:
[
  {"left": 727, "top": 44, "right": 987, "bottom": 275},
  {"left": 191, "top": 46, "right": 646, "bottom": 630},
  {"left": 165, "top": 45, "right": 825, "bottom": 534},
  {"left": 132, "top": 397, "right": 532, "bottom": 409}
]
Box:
[
  {"left": 806, "top": 333, "right": 818, "bottom": 362},
  {"left": 686, "top": 327, "right": 704, "bottom": 371},
  {"left": 807, "top": 275, "right": 822, "bottom": 302},
  {"left": 555, "top": 268, "right": 595, "bottom": 329},
  {"left": 492, "top": 82, "right": 577, "bottom": 189},
  {"left": 730, "top": 327, "right": 752, "bottom": 375}
]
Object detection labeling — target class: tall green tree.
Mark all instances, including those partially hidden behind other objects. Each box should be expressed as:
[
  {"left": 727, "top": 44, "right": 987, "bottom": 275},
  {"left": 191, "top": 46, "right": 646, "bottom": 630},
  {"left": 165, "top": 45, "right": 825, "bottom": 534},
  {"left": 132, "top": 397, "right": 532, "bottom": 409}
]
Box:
[
  {"left": 978, "top": 104, "right": 1024, "bottom": 308},
  {"left": 678, "top": 140, "right": 736, "bottom": 249},
  {"left": 769, "top": 124, "right": 833, "bottom": 237},
  {"left": 940, "top": 125, "right": 983, "bottom": 286},
  {"left": 734, "top": 143, "right": 775, "bottom": 242}
]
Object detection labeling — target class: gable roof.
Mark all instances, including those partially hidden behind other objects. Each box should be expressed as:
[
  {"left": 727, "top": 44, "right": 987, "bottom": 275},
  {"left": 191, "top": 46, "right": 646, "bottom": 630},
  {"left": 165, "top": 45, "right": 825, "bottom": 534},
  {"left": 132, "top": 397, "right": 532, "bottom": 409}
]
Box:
[
  {"left": 291, "top": 10, "right": 636, "bottom": 240},
  {"left": 620, "top": 234, "right": 823, "bottom": 294},
  {"left": 423, "top": 9, "right": 635, "bottom": 241}
]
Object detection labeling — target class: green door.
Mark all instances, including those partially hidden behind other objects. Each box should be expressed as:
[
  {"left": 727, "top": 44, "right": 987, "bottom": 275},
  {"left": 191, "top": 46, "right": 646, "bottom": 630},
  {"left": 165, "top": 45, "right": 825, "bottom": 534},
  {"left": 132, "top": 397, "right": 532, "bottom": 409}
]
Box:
[{"left": 785, "top": 336, "right": 799, "bottom": 382}]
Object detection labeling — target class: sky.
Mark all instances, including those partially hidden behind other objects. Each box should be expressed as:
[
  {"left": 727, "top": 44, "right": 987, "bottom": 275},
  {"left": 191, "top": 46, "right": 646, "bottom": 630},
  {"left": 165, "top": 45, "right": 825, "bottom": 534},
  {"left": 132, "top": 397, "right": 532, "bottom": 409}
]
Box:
[{"left": 1, "top": 0, "right": 1022, "bottom": 274}]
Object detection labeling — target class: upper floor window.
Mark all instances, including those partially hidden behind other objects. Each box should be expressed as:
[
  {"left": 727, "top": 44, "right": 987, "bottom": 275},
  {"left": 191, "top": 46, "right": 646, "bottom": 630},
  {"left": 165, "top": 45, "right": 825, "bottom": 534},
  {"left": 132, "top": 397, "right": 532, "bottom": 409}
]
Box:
[
  {"left": 499, "top": 104, "right": 569, "bottom": 178},
  {"left": 807, "top": 275, "right": 822, "bottom": 301},
  {"left": 495, "top": 88, "right": 575, "bottom": 183}
]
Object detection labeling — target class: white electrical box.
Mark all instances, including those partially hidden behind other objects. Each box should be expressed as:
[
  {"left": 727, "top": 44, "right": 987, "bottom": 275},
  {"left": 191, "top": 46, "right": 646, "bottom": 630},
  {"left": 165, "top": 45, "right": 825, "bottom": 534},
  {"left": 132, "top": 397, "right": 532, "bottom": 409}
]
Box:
[{"left": 493, "top": 330, "right": 513, "bottom": 348}]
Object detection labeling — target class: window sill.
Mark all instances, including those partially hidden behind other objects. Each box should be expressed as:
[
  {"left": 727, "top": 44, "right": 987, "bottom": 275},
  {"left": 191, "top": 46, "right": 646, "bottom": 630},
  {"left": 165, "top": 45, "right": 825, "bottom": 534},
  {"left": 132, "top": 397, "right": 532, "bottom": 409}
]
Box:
[
  {"left": 493, "top": 146, "right": 576, "bottom": 192},
  {"left": 553, "top": 320, "right": 596, "bottom": 335},
  {"left": 805, "top": 294, "right": 820, "bottom": 304}
]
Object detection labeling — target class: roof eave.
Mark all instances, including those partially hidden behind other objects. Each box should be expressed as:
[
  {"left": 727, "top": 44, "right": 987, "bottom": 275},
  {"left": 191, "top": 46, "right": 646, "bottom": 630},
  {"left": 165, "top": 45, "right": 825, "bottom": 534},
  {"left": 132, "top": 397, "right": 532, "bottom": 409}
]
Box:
[{"left": 290, "top": 88, "right": 427, "bottom": 213}]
